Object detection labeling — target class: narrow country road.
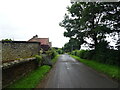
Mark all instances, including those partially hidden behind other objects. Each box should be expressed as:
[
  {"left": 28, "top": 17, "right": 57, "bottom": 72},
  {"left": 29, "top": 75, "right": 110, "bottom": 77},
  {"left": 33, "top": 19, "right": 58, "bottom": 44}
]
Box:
[{"left": 37, "top": 54, "right": 119, "bottom": 88}]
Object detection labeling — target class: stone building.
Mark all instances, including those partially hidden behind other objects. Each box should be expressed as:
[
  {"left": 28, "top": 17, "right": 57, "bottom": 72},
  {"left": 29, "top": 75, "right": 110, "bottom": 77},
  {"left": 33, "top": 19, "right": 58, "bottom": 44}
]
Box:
[{"left": 28, "top": 35, "right": 52, "bottom": 51}]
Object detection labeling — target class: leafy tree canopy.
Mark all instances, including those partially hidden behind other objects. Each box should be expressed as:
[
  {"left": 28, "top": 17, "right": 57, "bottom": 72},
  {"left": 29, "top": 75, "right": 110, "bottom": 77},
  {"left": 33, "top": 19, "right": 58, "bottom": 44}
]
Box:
[
  {"left": 2, "top": 39, "right": 12, "bottom": 41},
  {"left": 60, "top": 2, "right": 120, "bottom": 50}
]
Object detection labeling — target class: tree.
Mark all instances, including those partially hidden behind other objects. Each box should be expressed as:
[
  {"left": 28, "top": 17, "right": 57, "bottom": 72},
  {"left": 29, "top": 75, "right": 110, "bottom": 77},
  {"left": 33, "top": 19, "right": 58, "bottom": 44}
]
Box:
[
  {"left": 2, "top": 39, "right": 12, "bottom": 41},
  {"left": 69, "top": 38, "right": 81, "bottom": 50},
  {"left": 60, "top": 2, "right": 120, "bottom": 50},
  {"left": 62, "top": 38, "right": 81, "bottom": 52},
  {"left": 63, "top": 42, "right": 72, "bottom": 52},
  {"left": 101, "top": 2, "right": 120, "bottom": 50},
  {"left": 60, "top": 3, "right": 86, "bottom": 49}
]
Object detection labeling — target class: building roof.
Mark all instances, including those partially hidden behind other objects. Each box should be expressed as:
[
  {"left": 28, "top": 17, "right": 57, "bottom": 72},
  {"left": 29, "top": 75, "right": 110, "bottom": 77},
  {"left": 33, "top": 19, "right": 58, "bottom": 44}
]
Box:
[
  {"left": 28, "top": 35, "right": 51, "bottom": 47},
  {"left": 37, "top": 38, "right": 49, "bottom": 45}
]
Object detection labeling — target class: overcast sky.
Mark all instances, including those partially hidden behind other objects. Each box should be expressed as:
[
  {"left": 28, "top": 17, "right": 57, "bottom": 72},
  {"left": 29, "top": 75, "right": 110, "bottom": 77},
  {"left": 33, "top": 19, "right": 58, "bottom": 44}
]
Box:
[{"left": 0, "top": 0, "right": 71, "bottom": 48}]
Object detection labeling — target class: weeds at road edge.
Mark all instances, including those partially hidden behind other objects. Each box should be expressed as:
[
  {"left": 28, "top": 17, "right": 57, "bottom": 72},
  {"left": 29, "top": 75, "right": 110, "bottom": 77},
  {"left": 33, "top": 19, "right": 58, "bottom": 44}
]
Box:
[{"left": 7, "top": 55, "right": 60, "bottom": 88}]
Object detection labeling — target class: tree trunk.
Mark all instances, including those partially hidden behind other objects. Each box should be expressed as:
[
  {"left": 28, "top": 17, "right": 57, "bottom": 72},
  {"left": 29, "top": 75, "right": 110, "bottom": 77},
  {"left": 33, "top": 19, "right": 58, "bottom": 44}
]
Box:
[
  {"left": 93, "top": 33, "right": 98, "bottom": 50},
  {"left": 91, "top": 15, "right": 98, "bottom": 50}
]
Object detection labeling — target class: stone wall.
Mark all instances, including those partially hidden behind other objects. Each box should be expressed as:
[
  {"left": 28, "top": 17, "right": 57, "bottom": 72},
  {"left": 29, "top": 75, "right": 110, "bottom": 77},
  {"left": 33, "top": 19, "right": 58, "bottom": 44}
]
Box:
[
  {"left": 2, "top": 57, "right": 38, "bottom": 88},
  {"left": 1, "top": 41, "right": 41, "bottom": 63}
]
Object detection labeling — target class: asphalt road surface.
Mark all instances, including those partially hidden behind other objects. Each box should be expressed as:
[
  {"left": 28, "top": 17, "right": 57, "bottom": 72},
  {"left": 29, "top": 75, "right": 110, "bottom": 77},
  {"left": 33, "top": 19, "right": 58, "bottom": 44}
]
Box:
[{"left": 37, "top": 54, "right": 119, "bottom": 88}]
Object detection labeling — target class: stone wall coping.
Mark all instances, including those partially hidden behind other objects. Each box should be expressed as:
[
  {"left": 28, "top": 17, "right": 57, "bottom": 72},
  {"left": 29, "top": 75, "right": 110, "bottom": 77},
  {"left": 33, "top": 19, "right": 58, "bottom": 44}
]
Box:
[
  {"left": 2, "top": 57, "right": 36, "bottom": 69},
  {"left": 0, "top": 41, "right": 41, "bottom": 44}
]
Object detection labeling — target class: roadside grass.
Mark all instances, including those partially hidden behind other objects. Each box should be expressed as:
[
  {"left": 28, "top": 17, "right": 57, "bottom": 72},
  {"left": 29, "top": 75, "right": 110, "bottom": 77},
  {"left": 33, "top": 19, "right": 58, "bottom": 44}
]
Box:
[
  {"left": 7, "top": 55, "right": 60, "bottom": 88},
  {"left": 7, "top": 65, "right": 51, "bottom": 88},
  {"left": 51, "top": 55, "right": 60, "bottom": 64},
  {"left": 70, "top": 55, "right": 120, "bottom": 80}
]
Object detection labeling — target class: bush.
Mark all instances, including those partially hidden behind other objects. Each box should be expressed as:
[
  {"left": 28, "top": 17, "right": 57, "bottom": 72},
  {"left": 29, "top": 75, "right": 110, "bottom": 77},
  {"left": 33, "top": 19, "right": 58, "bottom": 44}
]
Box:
[
  {"left": 56, "top": 48, "right": 63, "bottom": 54},
  {"left": 71, "top": 50, "right": 79, "bottom": 56},
  {"left": 77, "top": 50, "right": 87, "bottom": 59},
  {"left": 35, "top": 55, "right": 43, "bottom": 66},
  {"left": 71, "top": 51, "right": 76, "bottom": 56},
  {"left": 83, "top": 50, "right": 94, "bottom": 60},
  {"left": 46, "top": 48, "right": 58, "bottom": 59},
  {"left": 71, "top": 49, "right": 119, "bottom": 66},
  {"left": 105, "top": 50, "right": 119, "bottom": 65}
]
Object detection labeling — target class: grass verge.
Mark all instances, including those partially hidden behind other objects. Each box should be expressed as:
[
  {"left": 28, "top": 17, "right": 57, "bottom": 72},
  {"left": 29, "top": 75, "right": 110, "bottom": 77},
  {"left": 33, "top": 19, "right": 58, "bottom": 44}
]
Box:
[
  {"left": 70, "top": 55, "right": 120, "bottom": 80},
  {"left": 7, "top": 65, "right": 51, "bottom": 88},
  {"left": 7, "top": 55, "right": 60, "bottom": 88},
  {"left": 51, "top": 55, "right": 60, "bottom": 64}
]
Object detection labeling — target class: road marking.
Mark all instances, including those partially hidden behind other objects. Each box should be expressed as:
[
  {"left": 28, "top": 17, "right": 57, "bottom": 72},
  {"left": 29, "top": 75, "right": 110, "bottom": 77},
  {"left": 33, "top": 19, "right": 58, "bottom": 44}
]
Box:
[{"left": 67, "top": 67, "right": 70, "bottom": 69}]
